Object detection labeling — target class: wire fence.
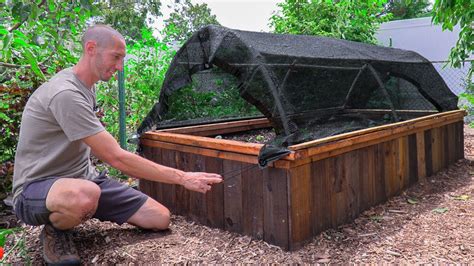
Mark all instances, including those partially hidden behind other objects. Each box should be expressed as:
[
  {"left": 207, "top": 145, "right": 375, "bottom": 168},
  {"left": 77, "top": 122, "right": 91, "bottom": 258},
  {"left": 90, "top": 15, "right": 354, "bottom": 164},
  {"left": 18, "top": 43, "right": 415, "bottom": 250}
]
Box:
[{"left": 431, "top": 60, "right": 472, "bottom": 96}]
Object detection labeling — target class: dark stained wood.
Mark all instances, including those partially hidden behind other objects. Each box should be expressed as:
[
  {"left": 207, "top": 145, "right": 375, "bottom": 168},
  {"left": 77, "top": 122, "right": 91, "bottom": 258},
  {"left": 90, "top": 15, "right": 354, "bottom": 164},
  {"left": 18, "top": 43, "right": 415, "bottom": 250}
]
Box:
[
  {"left": 138, "top": 111, "right": 464, "bottom": 251},
  {"left": 424, "top": 130, "right": 433, "bottom": 177},
  {"left": 263, "top": 167, "right": 289, "bottom": 249},
  {"left": 358, "top": 147, "right": 371, "bottom": 213},
  {"left": 160, "top": 148, "right": 177, "bottom": 210},
  {"left": 241, "top": 162, "right": 264, "bottom": 239},
  {"left": 446, "top": 123, "right": 456, "bottom": 165},
  {"left": 431, "top": 127, "right": 442, "bottom": 173},
  {"left": 383, "top": 140, "right": 397, "bottom": 198},
  {"left": 345, "top": 150, "right": 361, "bottom": 221},
  {"left": 374, "top": 143, "right": 386, "bottom": 204},
  {"left": 188, "top": 154, "right": 208, "bottom": 225},
  {"left": 174, "top": 151, "right": 190, "bottom": 215},
  {"left": 310, "top": 159, "right": 324, "bottom": 234},
  {"left": 205, "top": 156, "right": 225, "bottom": 228},
  {"left": 456, "top": 121, "right": 465, "bottom": 160},
  {"left": 223, "top": 160, "right": 243, "bottom": 233},
  {"left": 288, "top": 163, "right": 312, "bottom": 249},
  {"left": 408, "top": 134, "right": 418, "bottom": 186}
]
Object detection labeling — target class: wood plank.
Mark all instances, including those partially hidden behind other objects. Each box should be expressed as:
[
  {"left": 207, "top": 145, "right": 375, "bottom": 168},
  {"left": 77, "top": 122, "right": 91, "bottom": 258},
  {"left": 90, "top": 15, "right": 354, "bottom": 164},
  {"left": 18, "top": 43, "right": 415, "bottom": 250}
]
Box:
[
  {"left": 344, "top": 109, "right": 439, "bottom": 116},
  {"left": 300, "top": 113, "right": 463, "bottom": 157},
  {"left": 431, "top": 127, "right": 442, "bottom": 173},
  {"left": 446, "top": 123, "right": 455, "bottom": 165},
  {"left": 143, "top": 131, "right": 264, "bottom": 156},
  {"left": 398, "top": 136, "right": 410, "bottom": 189},
  {"left": 289, "top": 110, "right": 464, "bottom": 150},
  {"left": 408, "top": 134, "right": 418, "bottom": 186},
  {"left": 160, "top": 148, "right": 177, "bottom": 210},
  {"left": 285, "top": 114, "right": 464, "bottom": 168},
  {"left": 205, "top": 156, "right": 225, "bottom": 228},
  {"left": 345, "top": 150, "right": 360, "bottom": 221},
  {"left": 384, "top": 140, "right": 397, "bottom": 198},
  {"left": 374, "top": 143, "right": 386, "bottom": 204},
  {"left": 333, "top": 155, "right": 347, "bottom": 226},
  {"left": 241, "top": 162, "right": 264, "bottom": 239},
  {"left": 456, "top": 121, "right": 465, "bottom": 160},
  {"left": 424, "top": 130, "right": 433, "bottom": 177},
  {"left": 359, "top": 146, "right": 374, "bottom": 211},
  {"left": 188, "top": 154, "right": 208, "bottom": 225},
  {"left": 263, "top": 167, "right": 289, "bottom": 249},
  {"left": 310, "top": 159, "right": 325, "bottom": 234},
  {"left": 174, "top": 151, "right": 190, "bottom": 215},
  {"left": 141, "top": 139, "right": 263, "bottom": 166},
  {"left": 223, "top": 160, "right": 243, "bottom": 233},
  {"left": 326, "top": 157, "right": 339, "bottom": 228},
  {"left": 416, "top": 131, "right": 426, "bottom": 182},
  {"left": 155, "top": 117, "right": 270, "bottom": 135},
  {"left": 288, "top": 163, "right": 312, "bottom": 249}
]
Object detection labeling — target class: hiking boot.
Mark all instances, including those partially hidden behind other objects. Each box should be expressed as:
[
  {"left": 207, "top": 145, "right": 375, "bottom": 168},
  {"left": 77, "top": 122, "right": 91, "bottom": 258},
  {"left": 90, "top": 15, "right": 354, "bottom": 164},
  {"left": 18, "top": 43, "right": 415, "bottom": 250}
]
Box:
[{"left": 40, "top": 224, "right": 80, "bottom": 265}]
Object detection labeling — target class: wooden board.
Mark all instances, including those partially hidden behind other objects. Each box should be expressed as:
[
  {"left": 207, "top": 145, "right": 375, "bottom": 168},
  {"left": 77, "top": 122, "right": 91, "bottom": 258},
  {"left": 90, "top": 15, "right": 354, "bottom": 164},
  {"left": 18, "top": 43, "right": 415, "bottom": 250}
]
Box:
[
  {"left": 223, "top": 160, "right": 243, "bottom": 233},
  {"left": 263, "top": 167, "right": 289, "bottom": 249}
]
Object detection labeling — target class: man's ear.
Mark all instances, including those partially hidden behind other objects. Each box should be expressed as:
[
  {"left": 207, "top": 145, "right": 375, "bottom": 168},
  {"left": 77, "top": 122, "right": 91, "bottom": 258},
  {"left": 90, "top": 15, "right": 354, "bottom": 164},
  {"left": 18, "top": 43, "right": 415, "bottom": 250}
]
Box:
[{"left": 84, "top": 40, "right": 97, "bottom": 55}]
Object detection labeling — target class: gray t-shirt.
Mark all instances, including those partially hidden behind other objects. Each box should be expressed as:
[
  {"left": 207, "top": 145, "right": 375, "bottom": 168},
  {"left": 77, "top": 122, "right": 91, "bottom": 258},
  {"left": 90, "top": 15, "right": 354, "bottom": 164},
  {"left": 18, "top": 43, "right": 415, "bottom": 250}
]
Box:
[{"left": 13, "top": 68, "right": 105, "bottom": 201}]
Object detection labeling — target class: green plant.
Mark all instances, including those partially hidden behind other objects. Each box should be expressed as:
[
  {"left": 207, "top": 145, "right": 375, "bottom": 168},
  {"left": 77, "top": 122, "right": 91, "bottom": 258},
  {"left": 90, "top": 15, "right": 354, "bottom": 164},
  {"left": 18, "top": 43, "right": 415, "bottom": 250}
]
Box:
[
  {"left": 0, "top": 228, "right": 29, "bottom": 264},
  {"left": 1, "top": 1, "right": 99, "bottom": 84},
  {"left": 164, "top": 84, "right": 260, "bottom": 121},
  {"left": 432, "top": 0, "right": 473, "bottom": 122},
  {"left": 0, "top": 86, "right": 30, "bottom": 163},
  {"left": 163, "top": 0, "right": 220, "bottom": 43},
  {"left": 270, "top": 0, "right": 390, "bottom": 44}
]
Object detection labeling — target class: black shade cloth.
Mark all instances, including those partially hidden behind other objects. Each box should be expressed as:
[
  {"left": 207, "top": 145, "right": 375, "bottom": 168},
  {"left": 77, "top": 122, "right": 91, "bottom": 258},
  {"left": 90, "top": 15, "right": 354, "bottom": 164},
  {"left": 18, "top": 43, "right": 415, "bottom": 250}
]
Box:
[{"left": 138, "top": 25, "right": 458, "bottom": 167}]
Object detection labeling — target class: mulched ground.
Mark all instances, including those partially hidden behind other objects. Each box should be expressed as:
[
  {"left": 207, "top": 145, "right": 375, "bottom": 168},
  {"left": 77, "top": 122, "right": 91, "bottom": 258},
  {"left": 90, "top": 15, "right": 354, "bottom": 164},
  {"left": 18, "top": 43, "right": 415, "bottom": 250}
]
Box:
[{"left": 2, "top": 125, "right": 473, "bottom": 264}]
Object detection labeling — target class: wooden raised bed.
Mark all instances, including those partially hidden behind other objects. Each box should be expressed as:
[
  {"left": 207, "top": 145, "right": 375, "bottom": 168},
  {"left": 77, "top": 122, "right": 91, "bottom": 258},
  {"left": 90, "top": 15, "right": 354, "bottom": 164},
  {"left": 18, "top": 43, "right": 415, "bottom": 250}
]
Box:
[{"left": 139, "top": 109, "right": 465, "bottom": 250}]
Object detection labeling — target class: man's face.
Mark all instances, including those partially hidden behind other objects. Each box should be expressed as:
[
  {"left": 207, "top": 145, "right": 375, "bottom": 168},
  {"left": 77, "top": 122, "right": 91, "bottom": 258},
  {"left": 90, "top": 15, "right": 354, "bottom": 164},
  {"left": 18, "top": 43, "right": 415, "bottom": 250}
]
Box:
[{"left": 94, "top": 37, "right": 126, "bottom": 82}]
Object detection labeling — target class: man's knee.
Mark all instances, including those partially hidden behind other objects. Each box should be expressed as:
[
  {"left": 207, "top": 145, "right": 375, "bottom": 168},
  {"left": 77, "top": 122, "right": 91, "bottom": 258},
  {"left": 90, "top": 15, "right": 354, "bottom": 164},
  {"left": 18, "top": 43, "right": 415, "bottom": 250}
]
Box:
[
  {"left": 46, "top": 179, "right": 101, "bottom": 223},
  {"left": 69, "top": 181, "right": 101, "bottom": 215}
]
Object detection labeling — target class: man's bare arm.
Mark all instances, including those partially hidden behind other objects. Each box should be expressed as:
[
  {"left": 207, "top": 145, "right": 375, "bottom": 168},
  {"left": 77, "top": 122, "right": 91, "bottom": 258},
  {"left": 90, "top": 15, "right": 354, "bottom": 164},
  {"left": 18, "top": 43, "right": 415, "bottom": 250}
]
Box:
[{"left": 83, "top": 131, "right": 222, "bottom": 193}]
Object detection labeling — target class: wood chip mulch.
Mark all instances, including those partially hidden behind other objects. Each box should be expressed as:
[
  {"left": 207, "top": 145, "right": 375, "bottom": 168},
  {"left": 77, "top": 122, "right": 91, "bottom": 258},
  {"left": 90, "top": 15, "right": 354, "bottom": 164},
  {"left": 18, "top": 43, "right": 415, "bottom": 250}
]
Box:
[{"left": 3, "top": 125, "right": 473, "bottom": 264}]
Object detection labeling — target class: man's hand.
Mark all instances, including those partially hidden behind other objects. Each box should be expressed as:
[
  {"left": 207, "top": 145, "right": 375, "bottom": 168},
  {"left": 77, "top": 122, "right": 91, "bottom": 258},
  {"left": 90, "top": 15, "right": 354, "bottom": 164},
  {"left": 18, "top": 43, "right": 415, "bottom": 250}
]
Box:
[{"left": 181, "top": 172, "right": 222, "bottom": 193}]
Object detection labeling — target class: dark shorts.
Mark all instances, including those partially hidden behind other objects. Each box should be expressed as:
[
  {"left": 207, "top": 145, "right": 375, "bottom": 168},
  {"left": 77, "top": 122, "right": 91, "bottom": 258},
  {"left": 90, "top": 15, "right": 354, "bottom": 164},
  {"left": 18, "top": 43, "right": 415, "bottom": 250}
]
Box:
[{"left": 14, "top": 171, "right": 148, "bottom": 226}]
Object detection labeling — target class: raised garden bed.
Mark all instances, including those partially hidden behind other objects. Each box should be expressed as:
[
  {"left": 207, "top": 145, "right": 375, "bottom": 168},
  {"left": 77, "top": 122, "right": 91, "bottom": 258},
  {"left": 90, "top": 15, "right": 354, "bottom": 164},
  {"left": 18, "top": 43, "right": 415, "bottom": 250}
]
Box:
[{"left": 139, "top": 109, "right": 465, "bottom": 250}]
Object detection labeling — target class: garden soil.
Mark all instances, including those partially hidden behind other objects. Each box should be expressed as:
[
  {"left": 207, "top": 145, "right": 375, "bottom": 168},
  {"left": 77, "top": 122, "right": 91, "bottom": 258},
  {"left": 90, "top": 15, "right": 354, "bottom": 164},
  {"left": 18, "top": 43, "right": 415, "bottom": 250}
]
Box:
[{"left": 2, "top": 125, "right": 473, "bottom": 264}]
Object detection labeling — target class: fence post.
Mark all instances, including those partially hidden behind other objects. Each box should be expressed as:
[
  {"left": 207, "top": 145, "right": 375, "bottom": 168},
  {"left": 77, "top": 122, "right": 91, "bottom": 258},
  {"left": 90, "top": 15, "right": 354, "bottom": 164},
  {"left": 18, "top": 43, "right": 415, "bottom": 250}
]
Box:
[{"left": 118, "top": 69, "right": 127, "bottom": 150}]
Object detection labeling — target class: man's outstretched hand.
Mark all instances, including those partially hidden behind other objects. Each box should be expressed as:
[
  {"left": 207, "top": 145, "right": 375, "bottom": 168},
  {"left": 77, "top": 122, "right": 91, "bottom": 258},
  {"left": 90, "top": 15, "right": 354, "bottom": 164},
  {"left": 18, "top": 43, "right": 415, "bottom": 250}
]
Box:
[{"left": 181, "top": 172, "right": 223, "bottom": 193}]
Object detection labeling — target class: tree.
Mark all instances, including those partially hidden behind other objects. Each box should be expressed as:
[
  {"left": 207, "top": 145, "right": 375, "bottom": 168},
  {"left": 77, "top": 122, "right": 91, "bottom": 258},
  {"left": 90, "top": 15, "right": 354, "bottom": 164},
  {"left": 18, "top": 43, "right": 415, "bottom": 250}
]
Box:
[
  {"left": 269, "top": 0, "right": 389, "bottom": 44},
  {"left": 432, "top": 0, "right": 473, "bottom": 72},
  {"left": 93, "top": 0, "right": 161, "bottom": 42},
  {"left": 0, "top": 0, "right": 98, "bottom": 163},
  {"left": 163, "top": 0, "right": 220, "bottom": 43},
  {"left": 432, "top": 0, "right": 473, "bottom": 122},
  {"left": 385, "top": 0, "right": 432, "bottom": 21},
  {"left": 0, "top": 1, "right": 99, "bottom": 84}
]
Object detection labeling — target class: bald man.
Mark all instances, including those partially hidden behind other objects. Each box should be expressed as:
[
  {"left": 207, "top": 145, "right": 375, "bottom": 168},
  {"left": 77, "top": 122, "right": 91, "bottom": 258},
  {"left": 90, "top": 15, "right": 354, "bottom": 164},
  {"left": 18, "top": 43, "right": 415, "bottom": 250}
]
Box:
[{"left": 12, "top": 25, "right": 222, "bottom": 265}]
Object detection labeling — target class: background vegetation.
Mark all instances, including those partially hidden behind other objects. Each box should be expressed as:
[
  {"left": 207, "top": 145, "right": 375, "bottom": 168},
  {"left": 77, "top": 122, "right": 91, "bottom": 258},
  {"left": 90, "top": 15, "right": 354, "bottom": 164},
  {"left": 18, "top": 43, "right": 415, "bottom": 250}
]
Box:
[{"left": 0, "top": 0, "right": 471, "bottom": 201}]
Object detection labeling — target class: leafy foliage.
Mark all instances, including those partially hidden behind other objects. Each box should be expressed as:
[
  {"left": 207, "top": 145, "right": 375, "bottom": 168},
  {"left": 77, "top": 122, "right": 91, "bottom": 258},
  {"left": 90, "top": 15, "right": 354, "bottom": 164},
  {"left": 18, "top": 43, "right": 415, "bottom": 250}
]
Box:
[
  {"left": 269, "top": 0, "right": 390, "bottom": 44},
  {"left": 0, "top": 1, "right": 98, "bottom": 85},
  {"left": 0, "top": 86, "right": 30, "bottom": 163},
  {"left": 163, "top": 0, "right": 220, "bottom": 43},
  {"left": 93, "top": 0, "right": 161, "bottom": 43},
  {"left": 432, "top": 0, "right": 473, "bottom": 122},
  {"left": 165, "top": 82, "right": 260, "bottom": 121},
  {"left": 386, "top": 0, "right": 432, "bottom": 21},
  {"left": 0, "top": 1, "right": 98, "bottom": 163}
]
